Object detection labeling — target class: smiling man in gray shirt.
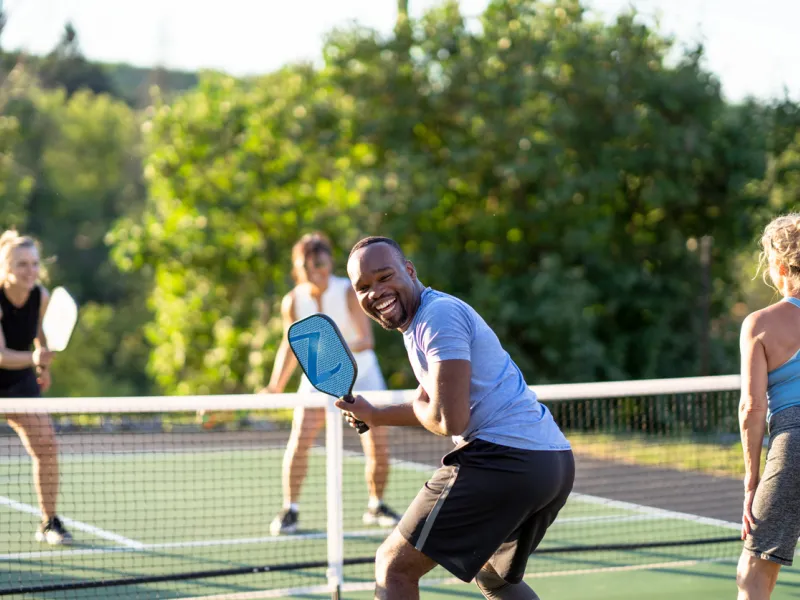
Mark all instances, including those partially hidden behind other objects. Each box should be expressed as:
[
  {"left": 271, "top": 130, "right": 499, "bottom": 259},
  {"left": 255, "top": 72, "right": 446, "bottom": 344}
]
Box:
[{"left": 338, "top": 236, "right": 574, "bottom": 600}]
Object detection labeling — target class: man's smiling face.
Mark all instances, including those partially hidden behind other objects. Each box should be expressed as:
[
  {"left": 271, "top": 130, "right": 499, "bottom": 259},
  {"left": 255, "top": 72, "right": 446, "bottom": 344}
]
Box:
[{"left": 347, "top": 242, "right": 420, "bottom": 332}]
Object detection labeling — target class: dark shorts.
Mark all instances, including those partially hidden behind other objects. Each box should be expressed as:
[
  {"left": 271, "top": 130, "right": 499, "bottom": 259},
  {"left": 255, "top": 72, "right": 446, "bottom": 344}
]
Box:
[
  {"left": 0, "top": 371, "right": 41, "bottom": 399},
  {"left": 744, "top": 405, "right": 800, "bottom": 566},
  {"left": 397, "top": 438, "right": 575, "bottom": 583}
]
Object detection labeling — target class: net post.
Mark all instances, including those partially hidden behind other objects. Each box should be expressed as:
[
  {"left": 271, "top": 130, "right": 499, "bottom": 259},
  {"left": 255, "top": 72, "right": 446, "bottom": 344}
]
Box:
[{"left": 325, "top": 395, "right": 345, "bottom": 599}]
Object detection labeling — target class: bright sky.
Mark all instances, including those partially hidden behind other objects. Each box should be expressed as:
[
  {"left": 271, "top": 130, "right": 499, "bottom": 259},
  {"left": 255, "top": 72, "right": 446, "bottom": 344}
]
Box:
[{"left": 2, "top": 0, "right": 798, "bottom": 102}]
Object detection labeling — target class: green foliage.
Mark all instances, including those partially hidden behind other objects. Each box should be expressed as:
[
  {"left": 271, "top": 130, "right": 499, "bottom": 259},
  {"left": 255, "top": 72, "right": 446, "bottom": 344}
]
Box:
[
  {"left": 110, "top": 0, "right": 796, "bottom": 395},
  {"left": 36, "top": 24, "right": 115, "bottom": 98},
  {"left": 110, "top": 67, "right": 371, "bottom": 394},
  {"left": 323, "top": 0, "right": 771, "bottom": 382},
  {"left": 103, "top": 63, "right": 199, "bottom": 108},
  {"left": 48, "top": 302, "right": 148, "bottom": 397},
  {"left": 0, "top": 1, "right": 790, "bottom": 397},
  {"left": 733, "top": 102, "right": 800, "bottom": 321},
  {"left": 1, "top": 64, "right": 151, "bottom": 397},
  {"left": 32, "top": 88, "right": 144, "bottom": 301},
  {"left": 0, "top": 83, "right": 33, "bottom": 225}
]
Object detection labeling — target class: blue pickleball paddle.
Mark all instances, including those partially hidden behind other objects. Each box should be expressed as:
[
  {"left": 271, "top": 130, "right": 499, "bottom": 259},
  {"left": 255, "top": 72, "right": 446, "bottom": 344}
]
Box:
[{"left": 287, "top": 313, "right": 369, "bottom": 434}]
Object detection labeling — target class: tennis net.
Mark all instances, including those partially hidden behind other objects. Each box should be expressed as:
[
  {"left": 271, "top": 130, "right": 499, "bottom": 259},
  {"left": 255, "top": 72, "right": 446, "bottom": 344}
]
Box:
[{"left": 1, "top": 375, "right": 744, "bottom": 599}]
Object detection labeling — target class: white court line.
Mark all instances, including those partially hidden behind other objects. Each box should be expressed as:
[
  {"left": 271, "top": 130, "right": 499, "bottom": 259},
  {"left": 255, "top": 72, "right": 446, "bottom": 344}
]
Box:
[
  {"left": 571, "top": 493, "right": 741, "bottom": 531},
  {"left": 554, "top": 513, "right": 662, "bottom": 525},
  {"left": 338, "top": 451, "right": 742, "bottom": 529},
  {"left": 0, "top": 528, "right": 394, "bottom": 561},
  {"left": 0, "top": 512, "right": 670, "bottom": 562},
  {"left": 2, "top": 452, "right": 738, "bottom": 561},
  {"left": 176, "top": 557, "right": 740, "bottom": 599},
  {"left": 0, "top": 496, "right": 144, "bottom": 548},
  {"left": 0, "top": 445, "right": 290, "bottom": 465}
]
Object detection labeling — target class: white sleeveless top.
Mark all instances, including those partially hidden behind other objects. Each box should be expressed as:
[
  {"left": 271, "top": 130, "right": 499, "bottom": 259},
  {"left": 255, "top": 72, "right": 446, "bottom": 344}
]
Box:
[
  {"left": 293, "top": 275, "right": 386, "bottom": 393},
  {"left": 293, "top": 275, "right": 360, "bottom": 346}
]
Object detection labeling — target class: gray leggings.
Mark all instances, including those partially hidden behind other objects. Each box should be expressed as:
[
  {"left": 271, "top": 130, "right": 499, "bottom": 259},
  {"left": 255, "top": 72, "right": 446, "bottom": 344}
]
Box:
[{"left": 744, "top": 405, "right": 800, "bottom": 566}]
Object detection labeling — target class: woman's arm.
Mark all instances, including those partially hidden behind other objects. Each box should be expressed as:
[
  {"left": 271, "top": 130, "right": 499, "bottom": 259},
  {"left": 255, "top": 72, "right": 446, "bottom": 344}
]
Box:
[
  {"left": 263, "top": 293, "right": 299, "bottom": 393},
  {"left": 346, "top": 286, "right": 374, "bottom": 353},
  {"left": 739, "top": 313, "right": 769, "bottom": 538},
  {"left": 739, "top": 314, "right": 768, "bottom": 489},
  {"left": 0, "top": 297, "right": 52, "bottom": 370}
]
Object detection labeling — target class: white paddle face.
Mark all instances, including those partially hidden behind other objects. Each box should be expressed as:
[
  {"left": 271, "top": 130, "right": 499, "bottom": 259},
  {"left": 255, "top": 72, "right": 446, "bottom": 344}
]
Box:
[{"left": 42, "top": 287, "right": 78, "bottom": 351}]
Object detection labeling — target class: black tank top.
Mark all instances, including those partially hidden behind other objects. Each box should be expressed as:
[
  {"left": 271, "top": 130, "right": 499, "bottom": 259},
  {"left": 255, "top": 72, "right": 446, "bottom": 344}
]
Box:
[{"left": 0, "top": 286, "right": 41, "bottom": 389}]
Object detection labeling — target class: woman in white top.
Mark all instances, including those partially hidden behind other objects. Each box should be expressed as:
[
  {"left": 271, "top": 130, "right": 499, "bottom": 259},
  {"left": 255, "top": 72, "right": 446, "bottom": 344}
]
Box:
[{"left": 265, "top": 232, "right": 400, "bottom": 535}]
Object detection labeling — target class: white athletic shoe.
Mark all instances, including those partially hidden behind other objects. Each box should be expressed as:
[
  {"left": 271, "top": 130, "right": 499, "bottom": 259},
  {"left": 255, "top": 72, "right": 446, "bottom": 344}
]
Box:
[
  {"left": 270, "top": 508, "right": 299, "bottom": 536},
  {"left": 362, "top": 503, "right": 402, "bottom": 527},
  {"left": 35, "top": 516, "right": 73, "bottom": 545}
]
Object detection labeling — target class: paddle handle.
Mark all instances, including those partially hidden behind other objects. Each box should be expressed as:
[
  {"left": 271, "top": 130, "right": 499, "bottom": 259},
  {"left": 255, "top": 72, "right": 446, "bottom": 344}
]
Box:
[{"left": 342, "top": 394, "right": 370, "bottom": 434}]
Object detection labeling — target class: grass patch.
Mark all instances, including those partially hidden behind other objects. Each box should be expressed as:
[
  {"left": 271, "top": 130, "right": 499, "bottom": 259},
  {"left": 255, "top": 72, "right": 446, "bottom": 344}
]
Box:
[{"left": 567, "top": 432, "right": 766, "bottom": 478}]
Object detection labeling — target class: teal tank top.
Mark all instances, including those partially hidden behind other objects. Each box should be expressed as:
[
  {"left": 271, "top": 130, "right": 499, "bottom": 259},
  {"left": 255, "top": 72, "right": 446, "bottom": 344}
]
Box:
[{"left": 766, "top": 297, "right": 800, "bottom": 420}]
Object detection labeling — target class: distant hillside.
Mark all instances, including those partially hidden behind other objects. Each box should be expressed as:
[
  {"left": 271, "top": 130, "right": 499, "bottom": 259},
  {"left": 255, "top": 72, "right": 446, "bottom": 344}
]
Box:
[
  {"left": 0, "top": 51, "right": 199, "bottom": 107},
  {"left": 103, "top": 62, "right": 199, "bottom": 107}
]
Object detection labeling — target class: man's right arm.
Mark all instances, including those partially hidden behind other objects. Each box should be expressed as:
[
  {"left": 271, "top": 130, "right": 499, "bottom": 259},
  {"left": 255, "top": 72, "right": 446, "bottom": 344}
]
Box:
[{"left": 371, "top": 385, "right": 428, "bottom": 428}]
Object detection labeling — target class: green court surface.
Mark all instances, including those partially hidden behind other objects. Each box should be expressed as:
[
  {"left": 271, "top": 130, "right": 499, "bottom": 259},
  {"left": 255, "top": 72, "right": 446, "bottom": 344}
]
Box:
[
  {"left": 0, "top": 443, "right": 757, "bottom": 599},
  {"left": 303, "top": 561, "right": 800, "bottom": 599}
]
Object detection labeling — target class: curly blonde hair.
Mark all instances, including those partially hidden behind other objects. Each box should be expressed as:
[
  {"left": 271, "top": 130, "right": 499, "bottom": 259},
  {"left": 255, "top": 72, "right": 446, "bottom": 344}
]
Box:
[
  {"left": 760, "top": 213, "right": 800, "bottom": 292},
  {"left": 0, "top": 229, "right": 47, "bottom": 285}
]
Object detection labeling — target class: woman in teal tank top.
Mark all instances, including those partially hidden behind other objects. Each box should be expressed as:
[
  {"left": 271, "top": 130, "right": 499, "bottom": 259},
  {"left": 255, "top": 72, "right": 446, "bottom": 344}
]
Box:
[{"left": 738, "top": 213, "right": 800, "bottom": 599}]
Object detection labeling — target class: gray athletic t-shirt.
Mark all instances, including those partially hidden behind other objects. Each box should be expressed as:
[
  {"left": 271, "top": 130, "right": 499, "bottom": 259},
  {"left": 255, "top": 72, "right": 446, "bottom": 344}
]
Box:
[{"left": 402, "top": 288, "right": 571, "bottom": 451}]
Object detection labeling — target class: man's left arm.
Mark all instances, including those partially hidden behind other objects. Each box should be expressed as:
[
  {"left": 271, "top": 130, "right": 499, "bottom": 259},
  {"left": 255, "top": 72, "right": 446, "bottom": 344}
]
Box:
[
  {"left": 410, "top": 300, "right": 473, "bottom": 436},
  {"left": 413, "top": 359, "right": 471, "bottom": 436}
]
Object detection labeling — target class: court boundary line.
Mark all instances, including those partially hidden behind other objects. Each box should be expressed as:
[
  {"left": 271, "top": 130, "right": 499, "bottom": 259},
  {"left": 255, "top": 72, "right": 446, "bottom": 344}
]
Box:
[
  {"left": 571, "top": 493, "right": 741, "bottom": 531},
  {"left": 2, "top": 452, "right": 740, "bottom": 561},
  {"left": 336, "top": 450, "right": 743, "bottom": 530},
  {"left": 0, "top": 444, "right": 292, "bottom": 464},
  {"left": 176, "top": 556, "right": 741, "bottom": 599},
  {"left": 0, "top": 510, "right": 681, "bottom": 562},
  {"left": 0, "top": 495, "right": 144, "bottom": 548},
  {"left": 0, "top": 528, "right": 393, "bottom": 561}
]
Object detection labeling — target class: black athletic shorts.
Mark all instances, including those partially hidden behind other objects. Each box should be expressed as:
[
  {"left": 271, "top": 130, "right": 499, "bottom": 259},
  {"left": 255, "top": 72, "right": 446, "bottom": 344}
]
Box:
[
  {"left": 397, "top": 438, "right": 575, "bottom": 583},
  {"left": 0, "top": 371, "right": 41, "bottom": 399}
]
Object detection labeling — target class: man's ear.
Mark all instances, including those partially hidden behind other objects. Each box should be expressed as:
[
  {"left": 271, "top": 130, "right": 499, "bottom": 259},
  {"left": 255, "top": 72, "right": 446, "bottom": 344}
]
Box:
[{"left": 405, "top": 260, "right": 417, "bottom": 281}]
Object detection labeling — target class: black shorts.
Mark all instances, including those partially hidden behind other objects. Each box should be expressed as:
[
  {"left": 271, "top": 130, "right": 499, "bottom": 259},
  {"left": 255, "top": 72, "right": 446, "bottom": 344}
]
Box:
[
  {"left": 0, "top": 371, "right": 40, "bottom": 399},
  {"left": 397, "top": 438, "right": 574, "bottom": 583}
]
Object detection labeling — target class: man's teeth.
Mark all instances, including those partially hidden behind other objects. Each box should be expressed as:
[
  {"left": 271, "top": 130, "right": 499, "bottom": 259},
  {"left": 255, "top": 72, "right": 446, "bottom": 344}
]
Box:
[{"left": 375, "top": 298, "right": 396, "bottom": 312}]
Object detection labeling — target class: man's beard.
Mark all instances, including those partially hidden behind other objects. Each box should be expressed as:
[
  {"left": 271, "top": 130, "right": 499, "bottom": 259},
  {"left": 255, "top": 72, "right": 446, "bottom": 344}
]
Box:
[{"left": 371, "top": 303, "right": 408, "bottom": 331}]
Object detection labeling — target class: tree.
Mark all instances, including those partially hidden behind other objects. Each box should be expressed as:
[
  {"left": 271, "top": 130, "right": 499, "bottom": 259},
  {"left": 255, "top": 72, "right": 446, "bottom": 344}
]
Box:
[
  {"left": 110, "top": 67, "right": 373, "bottom": 394},
  {"left": 115, "top": 0, "right": 785, "bottom": 393},
  {"left": 0, "top": 68, "right": 34, "bottom": 226},
  {"left": 1, "top": 65, "right": 150, "bottom": 397},
  {"left": 322, "top": 0, "right": 771, "bottom": 382},
  {"left": 37, "top": 23, "right": 116, "bottom": 97}
]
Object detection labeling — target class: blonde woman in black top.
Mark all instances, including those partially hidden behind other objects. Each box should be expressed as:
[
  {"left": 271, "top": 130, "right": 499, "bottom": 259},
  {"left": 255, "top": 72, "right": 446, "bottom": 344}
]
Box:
[{"left": 0, "top": 230, "right": 71, "bottom": 545}]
